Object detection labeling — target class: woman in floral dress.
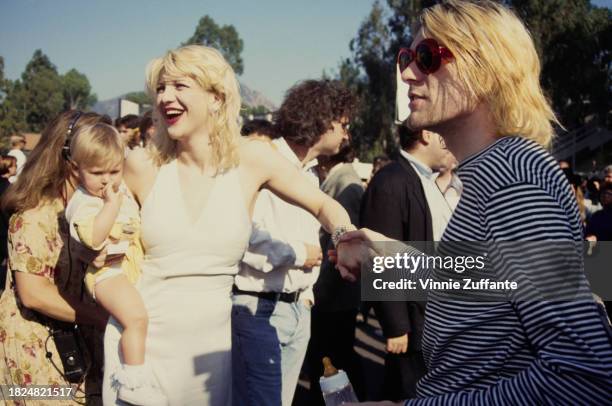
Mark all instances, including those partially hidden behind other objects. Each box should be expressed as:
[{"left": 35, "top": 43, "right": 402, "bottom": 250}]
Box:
[{"left": 0, "top": 111, "right": 110, "bottom": 405}]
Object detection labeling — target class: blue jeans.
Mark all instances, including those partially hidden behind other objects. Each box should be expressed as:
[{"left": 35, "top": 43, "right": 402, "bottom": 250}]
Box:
[{"left": 231, "top": 293, "right": 311, "bottom": 406}]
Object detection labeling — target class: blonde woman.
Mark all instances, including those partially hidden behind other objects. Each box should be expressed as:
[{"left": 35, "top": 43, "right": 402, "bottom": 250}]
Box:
[
  {"left": 101, "top": 45, "right": 356, "bottom": 405},
  {"left": 0, "top": 111, "right": 109, "bottom": 406}
]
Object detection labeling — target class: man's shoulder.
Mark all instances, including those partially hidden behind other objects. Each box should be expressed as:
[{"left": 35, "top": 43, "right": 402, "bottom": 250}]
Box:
[
  {"left": 468, "top": 137, "right": 559, "bottom": 191},
  {"left": 333, "top": 164, "right": 362, "bottom": 185},
  {"left": 371, "top": 159, "right": 418, "bottom": 186}
]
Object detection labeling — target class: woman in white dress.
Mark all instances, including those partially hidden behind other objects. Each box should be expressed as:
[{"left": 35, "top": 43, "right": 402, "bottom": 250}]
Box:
[{"left": 102, "top": 45, "right": 357, "bottom": 405}]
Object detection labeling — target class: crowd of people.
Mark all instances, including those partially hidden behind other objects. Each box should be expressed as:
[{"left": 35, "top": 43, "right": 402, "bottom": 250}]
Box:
[{"left": 1, "top": 1, "right": 611, "bottom": 406}]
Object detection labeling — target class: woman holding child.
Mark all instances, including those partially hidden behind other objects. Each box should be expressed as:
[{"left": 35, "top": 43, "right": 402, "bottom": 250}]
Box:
[{"left": 0, "top": 112, "right": 110, "bottom": 405}]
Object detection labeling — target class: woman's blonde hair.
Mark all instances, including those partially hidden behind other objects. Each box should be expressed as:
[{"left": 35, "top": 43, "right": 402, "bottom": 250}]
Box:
[
  {"left": 2, "top": 111, "right": 112, "bottom": 213},
  {"left": 70, "top": 123, "right": 124, "bottom": 169},
  {"left": 419, "top": 0, "right": 560, "bottom": 147},
  {"left": 145, "top": 45, "right": 242, "bottom": 172}
]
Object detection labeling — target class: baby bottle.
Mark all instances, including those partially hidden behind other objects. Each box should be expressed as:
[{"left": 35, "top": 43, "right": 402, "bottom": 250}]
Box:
[{"left": 319, "top": 357, "right": 358, "bottom": 406}]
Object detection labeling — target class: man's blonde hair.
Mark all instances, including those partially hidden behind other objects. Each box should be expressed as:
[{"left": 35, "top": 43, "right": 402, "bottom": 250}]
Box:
[
  {"left": 419, "top": 0, "right": 559, "bottom": 147},
  {"left": 70, "top": 123, "right": 124, "bottom": 169},
  {"left": 145, "top": 45, "right": 241, "bottom": 172}
]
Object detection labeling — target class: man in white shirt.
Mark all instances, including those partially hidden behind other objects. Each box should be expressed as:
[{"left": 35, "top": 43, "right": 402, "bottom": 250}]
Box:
[
  {"left": 435, "top": 154, "right": 463, "bottom": 210},
  {"left": 7, "top": 135, "right": 27, "bottom": 183},
  {"left": 399, "top": 131, "right": 454, "bottom": 241},
  {"left": 232, "top": 79, "right": 357, "bottom": 406}
]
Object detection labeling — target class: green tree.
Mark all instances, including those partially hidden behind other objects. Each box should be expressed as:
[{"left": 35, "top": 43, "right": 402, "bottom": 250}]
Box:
[
  {"left": 124, "top": 91, "right": 151, "bottom": 106},
  {"left": 20, "top": 49, "right": 64, "bottom": 132},
  {"left": 0, "top": 80, "right": 28, "bottom": 142},
  {"left": 62, "top": 68, "right": 97, "bottom": 110},
  {"left": 512, "top": 0, "right": 611, "bottom": 128},
  {"left": 0, "top": 56, "right": 5, "bottom": 99},
  {"left": 183, "top": 15, "right": 244, "bottom": 75},
  {"left": 241, "top": 104, "right": 269, "bottom": 118}
]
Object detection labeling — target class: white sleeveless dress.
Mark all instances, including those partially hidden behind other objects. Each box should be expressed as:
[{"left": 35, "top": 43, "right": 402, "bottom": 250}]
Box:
[{"left": 102, "top": 160, "right": 251, "bottom": 405}]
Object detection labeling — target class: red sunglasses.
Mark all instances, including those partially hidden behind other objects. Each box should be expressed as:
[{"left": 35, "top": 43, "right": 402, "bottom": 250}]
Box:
[{"left": 397, "top": 38, "right": 454, "bottom": 75}]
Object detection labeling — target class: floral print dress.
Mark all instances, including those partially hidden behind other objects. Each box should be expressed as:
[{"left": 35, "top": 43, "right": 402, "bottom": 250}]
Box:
[{"left": 0, "top": 199, "right": 103, "bottom": 405}]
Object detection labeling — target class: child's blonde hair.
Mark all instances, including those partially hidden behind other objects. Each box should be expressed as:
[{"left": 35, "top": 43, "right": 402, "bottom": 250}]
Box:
[{"left": 70, "top": 123, "right": 124, "bottom": 169}]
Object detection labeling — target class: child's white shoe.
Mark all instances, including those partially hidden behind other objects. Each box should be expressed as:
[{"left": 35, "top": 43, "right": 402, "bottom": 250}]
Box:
[{"left": 113, "top": 364, "right": 168, "bottom": 406}]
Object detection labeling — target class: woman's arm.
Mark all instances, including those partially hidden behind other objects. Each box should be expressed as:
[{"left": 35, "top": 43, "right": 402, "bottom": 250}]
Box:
[
  {"left": 15, "top": 272, "right": 108, "bottom": 329},
  {"left": 123, "top": 147, "right": 158, "bottom": 207},
  {"left": 9, "top": 206, "right": 109, "bottom": 330},
  {"left": 241, "top": 139, "right": 352, "bottom": 233}
]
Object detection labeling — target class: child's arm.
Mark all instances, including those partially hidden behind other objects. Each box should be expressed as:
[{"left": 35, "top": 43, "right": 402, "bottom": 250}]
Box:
[{"left": 91, "top": 183, "right": 123, "bottom": 247}]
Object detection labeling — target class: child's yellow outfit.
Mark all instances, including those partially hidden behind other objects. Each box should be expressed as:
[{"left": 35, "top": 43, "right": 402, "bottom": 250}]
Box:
[{"left": 65, "top": 183, "right": 142, "bottom": 297}]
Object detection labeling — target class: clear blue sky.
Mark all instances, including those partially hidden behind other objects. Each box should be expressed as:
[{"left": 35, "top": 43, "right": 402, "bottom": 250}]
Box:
[
  {"left": 1, "top": 0, "right": 610, "bottom": 106},
  {"left": 0, "top": 0, "right": 376, "bottom": 106}
]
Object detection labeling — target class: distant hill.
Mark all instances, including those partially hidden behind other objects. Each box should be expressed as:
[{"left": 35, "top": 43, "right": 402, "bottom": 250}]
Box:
[
  {"left": 92, "top": 82, "right": 276, "bottom": 118},
  {"left": 239, "top": 83, "right": 276, "bottom": 111}
]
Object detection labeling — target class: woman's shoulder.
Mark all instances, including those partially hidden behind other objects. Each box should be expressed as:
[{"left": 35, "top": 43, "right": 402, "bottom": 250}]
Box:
[
  {"left": 10, "top": 199, "right": 61, "bottom": 237},
  {"left": 126, "top": 147, "right": 158, "bottom": 172},
  {"left": 238, "top": 136, "right": 279, "bottom": 165},
  {"left": 125, "top": 148, "right": 158, "bottom": 184},
  {"left": 16, "top": 199, "right": 63, "bottom": 221},
  {"left": 125, "top": 148, "right": 162, "bottom": 206}
]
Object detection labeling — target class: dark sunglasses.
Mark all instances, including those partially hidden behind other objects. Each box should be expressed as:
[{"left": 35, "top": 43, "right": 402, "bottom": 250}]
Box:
[{"left": 397, "top": 38, "right": 454, "bottom": 75}]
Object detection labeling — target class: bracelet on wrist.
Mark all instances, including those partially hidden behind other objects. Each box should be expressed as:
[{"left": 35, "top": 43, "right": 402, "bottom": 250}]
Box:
[{"left": 331, "top": 225, "right": 356, "bottom": 248}]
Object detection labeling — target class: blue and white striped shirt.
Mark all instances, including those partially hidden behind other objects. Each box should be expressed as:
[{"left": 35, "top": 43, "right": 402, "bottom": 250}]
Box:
[{"left": 408, "top": 137, "right": 612, "bottom": 405}]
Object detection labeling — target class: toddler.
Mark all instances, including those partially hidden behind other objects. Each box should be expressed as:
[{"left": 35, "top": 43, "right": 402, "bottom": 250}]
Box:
[{"left": 65, "top": 123, "right": 166, "bottom": 406}]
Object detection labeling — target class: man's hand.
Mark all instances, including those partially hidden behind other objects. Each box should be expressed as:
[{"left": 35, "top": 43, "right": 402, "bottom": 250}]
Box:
[
  {"left": 303, "top": 243, "right": 322, "bottom": 268},
  {"left": 335, "top": 239, "right": 364, "bottom": 282},
  {"left": 386, "top": 334, "right": 409, "bottom": 354}
]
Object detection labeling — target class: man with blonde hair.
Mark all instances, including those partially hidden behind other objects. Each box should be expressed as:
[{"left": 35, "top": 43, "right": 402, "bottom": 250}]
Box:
[{"left": 342, "top": 1, "right": 612, "bottom": 404}]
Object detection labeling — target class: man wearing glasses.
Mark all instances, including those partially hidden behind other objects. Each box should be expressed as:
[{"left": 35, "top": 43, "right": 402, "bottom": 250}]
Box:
[
  {"left": 341, "top": 0, "right": 612, "bottom": 404},
  {"left": 232, "top": 79, "right": 356, "bottom": 406}
]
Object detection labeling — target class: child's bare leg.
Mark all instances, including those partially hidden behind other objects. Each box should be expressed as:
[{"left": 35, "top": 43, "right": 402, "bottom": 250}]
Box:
[{"left": 95, "top": 275, "right": 147, "bottom": 365}]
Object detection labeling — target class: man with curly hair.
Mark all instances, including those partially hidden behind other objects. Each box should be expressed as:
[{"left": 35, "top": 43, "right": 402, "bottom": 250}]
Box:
[{"left": 232, "top": 79, "right": 357, "bottom": 406}]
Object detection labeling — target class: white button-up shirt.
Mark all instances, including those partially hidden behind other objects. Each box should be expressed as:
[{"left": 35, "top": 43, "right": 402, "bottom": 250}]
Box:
[
  {"left": 400, "top": 149, "right": 453, "bottom": 241},
  {"left": 235, "top": 137, "right": 321, "bottom": 303}
]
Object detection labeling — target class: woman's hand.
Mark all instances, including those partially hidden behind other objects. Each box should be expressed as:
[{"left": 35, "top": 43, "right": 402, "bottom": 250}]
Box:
[{"left": 338, "top": 227, "right": 394, "bottom": 248}]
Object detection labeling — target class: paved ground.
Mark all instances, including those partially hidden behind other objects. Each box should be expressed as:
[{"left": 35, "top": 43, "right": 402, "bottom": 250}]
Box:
[{"left": 293, "top": 312, "right": 386, "bottom": 405}]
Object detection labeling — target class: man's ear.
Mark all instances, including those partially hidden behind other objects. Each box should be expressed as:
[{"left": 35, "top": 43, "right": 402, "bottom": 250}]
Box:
[{"left": 419, "top": 129, "right": 431, "bottom": 146}]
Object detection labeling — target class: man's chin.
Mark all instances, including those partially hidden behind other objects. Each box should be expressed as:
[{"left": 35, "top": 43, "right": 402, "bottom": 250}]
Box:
[{"left": 406, "top": 117, "right": 426, "bottom": 131}]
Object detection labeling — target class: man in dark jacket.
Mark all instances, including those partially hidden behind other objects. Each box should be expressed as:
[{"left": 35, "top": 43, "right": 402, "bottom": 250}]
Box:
[{"left": 360, "top": 126, "right": 451, "bottom": 400}]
